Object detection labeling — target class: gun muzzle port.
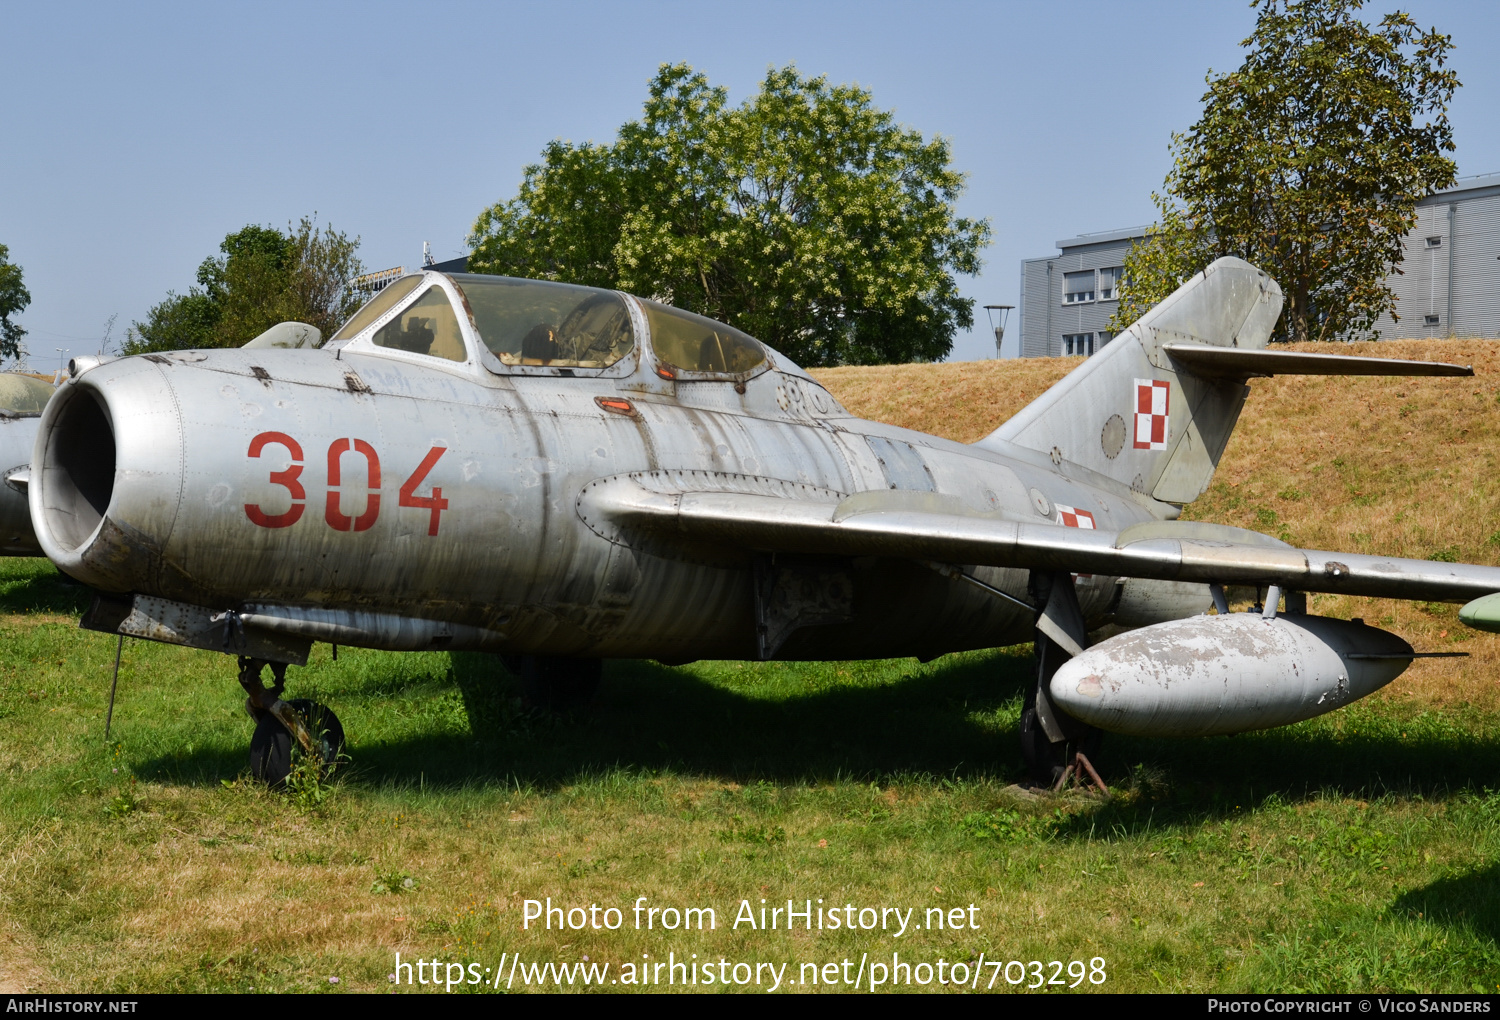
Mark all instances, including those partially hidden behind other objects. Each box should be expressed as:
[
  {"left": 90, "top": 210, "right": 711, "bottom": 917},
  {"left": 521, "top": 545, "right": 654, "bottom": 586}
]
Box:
[{"left": 41, "top": 386, "right": 116, "bottom": 552}]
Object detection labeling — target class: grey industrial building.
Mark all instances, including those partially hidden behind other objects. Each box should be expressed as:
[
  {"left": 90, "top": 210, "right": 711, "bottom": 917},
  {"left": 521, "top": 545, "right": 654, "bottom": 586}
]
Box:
[{"left": 1017, "top": 172, "right": 1500, "bottom": 358}]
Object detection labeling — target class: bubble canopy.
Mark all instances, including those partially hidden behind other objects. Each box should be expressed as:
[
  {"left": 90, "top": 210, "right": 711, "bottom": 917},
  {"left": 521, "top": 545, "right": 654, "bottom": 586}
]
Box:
[{"left": 336, "top": 273, "right": 769, "bottom": 379}]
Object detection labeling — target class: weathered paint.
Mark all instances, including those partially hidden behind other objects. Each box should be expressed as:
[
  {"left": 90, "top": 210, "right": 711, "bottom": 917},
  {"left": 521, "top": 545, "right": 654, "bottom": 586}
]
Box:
[
  {"left": 1049, "top": 613, "right": 1413, "bottom": 737},
  {"left": 0, "top": 416, "right": 41, "bottom": 554}
]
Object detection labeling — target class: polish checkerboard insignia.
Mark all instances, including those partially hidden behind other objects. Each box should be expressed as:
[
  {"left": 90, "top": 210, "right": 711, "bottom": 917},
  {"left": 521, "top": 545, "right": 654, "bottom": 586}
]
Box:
[
  {"left": 1133, "top": 378, "right": 1170, "bottom": 451},
  {"left": 1057, "top": 505, "right": 1096, "bottom": 529}
]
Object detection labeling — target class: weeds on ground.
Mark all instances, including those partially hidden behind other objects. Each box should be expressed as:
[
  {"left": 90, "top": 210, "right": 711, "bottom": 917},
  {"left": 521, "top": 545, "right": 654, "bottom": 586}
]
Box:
[{"left": 370, "top": 867, "right": 418, "bottom": 895}]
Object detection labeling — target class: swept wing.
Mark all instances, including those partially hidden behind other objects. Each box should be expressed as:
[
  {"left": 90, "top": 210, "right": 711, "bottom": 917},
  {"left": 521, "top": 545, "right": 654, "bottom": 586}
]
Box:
[{"left": 581, "top": 476, "right": 1500, "bottom": 604}]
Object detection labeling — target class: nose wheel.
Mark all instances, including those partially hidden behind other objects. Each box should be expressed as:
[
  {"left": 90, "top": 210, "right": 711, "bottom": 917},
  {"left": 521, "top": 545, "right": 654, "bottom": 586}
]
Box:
[{"left": 238, "top": 657, "right": 345, "bottom": 785}]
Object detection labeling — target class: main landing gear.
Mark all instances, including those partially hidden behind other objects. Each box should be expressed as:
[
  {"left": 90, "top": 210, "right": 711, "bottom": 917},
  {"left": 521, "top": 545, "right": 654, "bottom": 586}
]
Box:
[
  {"left": 1019, "top": 632, "right": 1106, "bottom": 791},
  {"left": 1021, "top": 572, "right": 1108, "bottom": 794},
  {"left": 238, "top": 656, "right": 344, "bottom": 785}
]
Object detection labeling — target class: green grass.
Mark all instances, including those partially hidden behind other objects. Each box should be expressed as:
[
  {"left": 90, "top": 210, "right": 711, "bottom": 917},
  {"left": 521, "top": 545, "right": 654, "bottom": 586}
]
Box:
[{"left": 1, "top": 555, "right": 1497, "bottom": 994}]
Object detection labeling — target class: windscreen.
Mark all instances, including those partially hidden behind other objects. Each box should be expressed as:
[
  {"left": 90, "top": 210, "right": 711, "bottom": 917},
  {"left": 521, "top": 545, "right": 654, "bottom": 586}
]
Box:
[
  {"left": 641, "top": 300, "right": 766, "bottom": 376},
  {"left": 0, "top": 374, "right": 55, "bottom": 415},
  {"left": 330, "top": 275, "right": 424, "bottom": 343},
  {"left": 451, "top": 275, "right": 634, "bottom": 369}
]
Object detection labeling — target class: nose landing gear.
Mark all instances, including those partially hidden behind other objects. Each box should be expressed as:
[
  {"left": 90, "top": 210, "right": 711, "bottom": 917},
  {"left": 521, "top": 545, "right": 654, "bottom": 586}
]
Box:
[{"left": 238, "top": 656, "right": 344, "bottom": 785}]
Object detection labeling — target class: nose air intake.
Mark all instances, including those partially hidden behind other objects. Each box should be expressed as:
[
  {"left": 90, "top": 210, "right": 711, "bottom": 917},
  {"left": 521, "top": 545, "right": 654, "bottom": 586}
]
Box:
[
  {"left": 33, "top": 359, "right": 184, "bottom": 593},
  {"left": 38, "top": 385, "right": 116, "bottom": 552}
]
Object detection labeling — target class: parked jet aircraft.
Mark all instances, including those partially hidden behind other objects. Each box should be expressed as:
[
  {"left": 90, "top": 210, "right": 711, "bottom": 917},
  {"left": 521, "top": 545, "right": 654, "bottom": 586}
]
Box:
[
  {"left": 28, "top": 259, "right": 1500, "bottom": 785},
  {"left": 0, "top": 372, "right": 58, "bottom": 555}
]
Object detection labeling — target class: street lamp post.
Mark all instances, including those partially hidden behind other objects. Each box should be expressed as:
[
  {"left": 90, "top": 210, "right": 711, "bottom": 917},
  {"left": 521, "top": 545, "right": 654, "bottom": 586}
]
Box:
[{"left": 983, "top": 305, "right": 1014, "bottom": 359}]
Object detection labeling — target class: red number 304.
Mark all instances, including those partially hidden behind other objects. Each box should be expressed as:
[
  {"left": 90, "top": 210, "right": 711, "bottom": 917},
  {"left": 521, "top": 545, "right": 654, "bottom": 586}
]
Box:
[
  {"left": 244, "top": 432, "right": 305, "bottom": 528},
  {"left": 245, "top": 432, "right": 447, "bottom": 536}
]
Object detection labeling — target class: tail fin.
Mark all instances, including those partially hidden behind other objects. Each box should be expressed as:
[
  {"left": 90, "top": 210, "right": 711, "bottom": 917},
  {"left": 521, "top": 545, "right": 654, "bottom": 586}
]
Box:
[{"left": 982, "top": 256, "right": 1283, "bottom": 505}]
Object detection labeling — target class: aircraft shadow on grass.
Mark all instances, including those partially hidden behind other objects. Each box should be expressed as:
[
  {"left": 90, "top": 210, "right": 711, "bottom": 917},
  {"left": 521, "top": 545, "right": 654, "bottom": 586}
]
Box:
[
  {"left": 0, "top": 569, "right": 91, "bottom": 616},
  {"left": 138, "top": 648, "right": 1500, "bottom": 820},
  {"left": 1393, "top": 864, "right": 1500, "bottom": 946}
]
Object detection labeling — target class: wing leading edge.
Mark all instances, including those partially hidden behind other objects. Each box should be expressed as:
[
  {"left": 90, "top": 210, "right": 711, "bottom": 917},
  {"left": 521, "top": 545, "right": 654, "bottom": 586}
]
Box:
[{"left": 579, "top": 474, "right": 1500, "bottom": 604}]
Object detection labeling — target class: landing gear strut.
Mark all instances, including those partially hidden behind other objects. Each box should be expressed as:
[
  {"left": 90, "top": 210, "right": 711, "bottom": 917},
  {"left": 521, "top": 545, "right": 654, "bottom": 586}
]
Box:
[
  {"left": 1021, "top": 572, "right": 1106, "bottom": 791},
  {"left": 238, "top": 656, "right": 344, "bottom": 785},
  {"left": 1019, "top": 634, "right": 1104, "bottom": 789}
]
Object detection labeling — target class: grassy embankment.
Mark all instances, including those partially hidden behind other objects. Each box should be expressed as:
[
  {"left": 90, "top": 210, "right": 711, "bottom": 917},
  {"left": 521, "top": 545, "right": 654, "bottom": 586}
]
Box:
[{"left": 1, "top": 340, "right": 1498, "bottom": 993}]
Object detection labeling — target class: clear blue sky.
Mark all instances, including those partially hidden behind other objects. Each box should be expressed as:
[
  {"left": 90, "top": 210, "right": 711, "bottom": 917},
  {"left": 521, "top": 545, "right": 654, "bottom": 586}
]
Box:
[{"left": 4, "top": 0, "right": 1497, "bottom": 367}]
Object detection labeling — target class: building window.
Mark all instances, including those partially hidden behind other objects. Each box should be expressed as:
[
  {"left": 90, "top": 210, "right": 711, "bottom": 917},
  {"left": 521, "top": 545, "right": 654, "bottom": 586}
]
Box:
[
  {"left": 1098, "top": 267, "right": 1123, "bottom": 301},
  {"left": 1063, "top": 271, "right": 1095, "bottom": 304},
  {"left": 1063, "top": 333, "right": 1095, "bottom": 356},
  {"left": 1425, "top": 314, "right": 1440, "bottom": 326},
  {"left": 1426, "top": 236, "right": 1442, "bottom": 248}
]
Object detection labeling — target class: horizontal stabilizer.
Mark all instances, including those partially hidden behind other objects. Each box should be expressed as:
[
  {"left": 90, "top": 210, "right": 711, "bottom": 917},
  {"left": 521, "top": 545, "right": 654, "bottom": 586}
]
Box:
[{"left": 1163, "top": 343, "right": 1472, "bottom": 379}]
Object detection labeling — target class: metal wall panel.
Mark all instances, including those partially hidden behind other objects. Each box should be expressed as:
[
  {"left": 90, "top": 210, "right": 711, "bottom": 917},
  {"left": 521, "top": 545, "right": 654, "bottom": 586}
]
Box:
[
  {"left": 1020, "top": 259, "right": 1052, "bottom": 358},
  {"left": 1373, "top": 203, "right": 1451, "bottom": 339},
  {"left": 1450, "top": 194, "right": 1500, "bottom": 338}
]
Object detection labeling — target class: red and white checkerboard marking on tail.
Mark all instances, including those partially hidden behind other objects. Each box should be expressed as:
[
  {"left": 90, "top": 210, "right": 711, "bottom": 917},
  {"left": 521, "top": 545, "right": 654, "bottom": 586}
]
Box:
[
  {"left": 1133, "top": 378, "right": 1170, "bottom": 450},
  {"left": 1057, "top": 505, "right": 1096, "bottom": 529}
]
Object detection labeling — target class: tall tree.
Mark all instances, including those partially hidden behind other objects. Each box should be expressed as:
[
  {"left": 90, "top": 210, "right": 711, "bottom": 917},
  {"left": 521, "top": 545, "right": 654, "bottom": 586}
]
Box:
[
  {"left": 1111, "top": 0, "right": 1459, "bottom": 342},
  {"left": 126, "top": 218, "right": 364, "bottom": 353},
  {"left": 470, "top": 63, "right": 991, "bottom": 366},
  {"left": 0, "top": 243, "right": 31, "bottom": 362}
]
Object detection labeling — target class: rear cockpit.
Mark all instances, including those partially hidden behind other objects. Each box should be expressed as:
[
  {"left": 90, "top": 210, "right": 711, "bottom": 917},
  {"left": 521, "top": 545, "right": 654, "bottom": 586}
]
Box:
[{"left": 458, "top": 276, "right": 637, "bottom": 371}]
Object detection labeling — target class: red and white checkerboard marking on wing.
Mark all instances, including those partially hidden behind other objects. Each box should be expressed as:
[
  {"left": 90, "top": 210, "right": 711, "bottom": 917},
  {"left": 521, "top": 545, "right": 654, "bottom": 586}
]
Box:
[
  {"left": 1133, "top": 378, "right": 1170, "bottom": 450},
  {"left": 1057, "top": 505, "right": 1096, "bottom": 529}
]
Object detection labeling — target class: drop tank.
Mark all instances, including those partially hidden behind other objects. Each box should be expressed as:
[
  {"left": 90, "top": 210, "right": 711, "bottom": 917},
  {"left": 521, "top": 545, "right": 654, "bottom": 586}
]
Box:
[{"left": 1050, "top": 613, "right": 1414, "bottom": 737}]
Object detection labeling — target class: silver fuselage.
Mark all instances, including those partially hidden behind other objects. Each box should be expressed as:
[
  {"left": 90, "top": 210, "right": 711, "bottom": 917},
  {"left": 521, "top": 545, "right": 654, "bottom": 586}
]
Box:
[{"left": 32, "top": 317, "right": 1205, "bottom": 661}]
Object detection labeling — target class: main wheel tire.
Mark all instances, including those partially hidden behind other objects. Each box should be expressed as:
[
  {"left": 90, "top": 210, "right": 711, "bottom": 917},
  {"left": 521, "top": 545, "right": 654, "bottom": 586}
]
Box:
[
  {"left": 248, "top": 700, "right": 344, "bottom": 786},
  {"left": 507, "top": 656, "right": 602, "bottom": 712}
]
